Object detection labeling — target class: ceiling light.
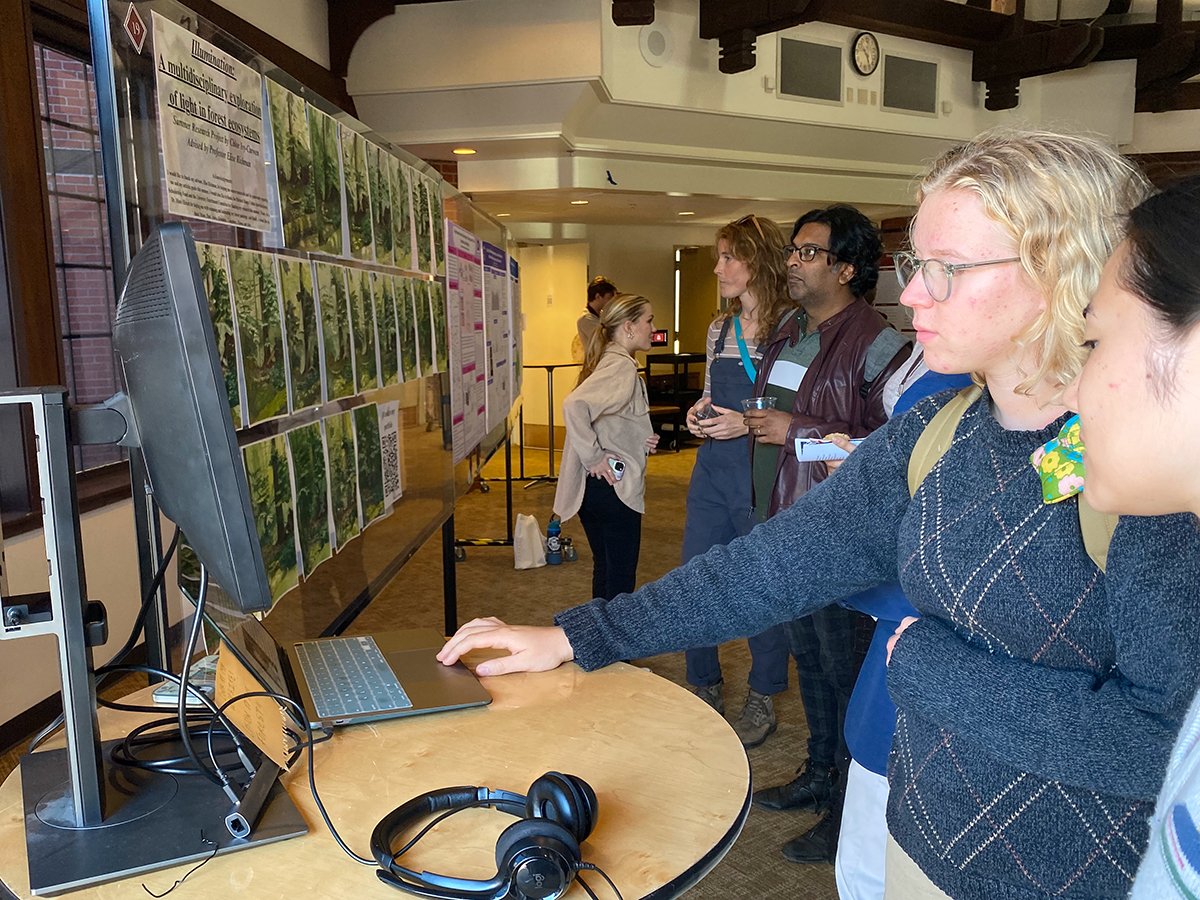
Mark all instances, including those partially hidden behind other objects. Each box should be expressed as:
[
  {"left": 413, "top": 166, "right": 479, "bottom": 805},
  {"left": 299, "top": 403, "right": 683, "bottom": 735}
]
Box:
[
  {"left": 496, "top": 213, "right": 511, "bottom": 218},
  {"left": 570, "top": 200, "right": 589, "bottom": 205},
  {"left": 665, "top": 191, "right": 690, "bottom": 197},
  {"left": 452, "top": 148, "right": 476, "bottom": 155},
  {"left": 678, "top": 211, "right": 695, "bottom": 216}
]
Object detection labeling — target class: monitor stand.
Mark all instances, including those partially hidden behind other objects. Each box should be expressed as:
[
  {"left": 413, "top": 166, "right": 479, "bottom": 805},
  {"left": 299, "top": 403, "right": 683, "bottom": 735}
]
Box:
[{"left": 20, "top": 739, "right": 307, "bottom": 896}]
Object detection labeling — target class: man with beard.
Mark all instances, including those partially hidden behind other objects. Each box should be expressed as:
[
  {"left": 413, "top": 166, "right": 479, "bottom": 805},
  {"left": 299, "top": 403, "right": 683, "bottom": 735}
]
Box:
[{"left": 741, "top": 205, "right": 910, "bottom": 866}]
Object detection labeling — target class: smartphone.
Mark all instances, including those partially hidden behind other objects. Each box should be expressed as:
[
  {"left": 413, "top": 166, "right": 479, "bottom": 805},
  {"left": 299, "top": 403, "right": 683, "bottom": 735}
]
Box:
[{"left": 608, "top": 458, "right": 626, "bottom": 481}]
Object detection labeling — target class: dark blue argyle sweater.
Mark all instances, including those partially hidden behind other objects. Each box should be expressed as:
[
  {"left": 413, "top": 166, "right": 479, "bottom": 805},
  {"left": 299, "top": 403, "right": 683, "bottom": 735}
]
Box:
[{"left": 556, "top": 389, "right": 1200, "bottom": 900}]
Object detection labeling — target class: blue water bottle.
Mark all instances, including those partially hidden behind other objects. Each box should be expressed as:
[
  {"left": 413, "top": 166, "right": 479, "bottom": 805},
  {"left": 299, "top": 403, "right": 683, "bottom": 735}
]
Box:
[{"left": 546, "top": 515, "right": 562, "bottom": 565}]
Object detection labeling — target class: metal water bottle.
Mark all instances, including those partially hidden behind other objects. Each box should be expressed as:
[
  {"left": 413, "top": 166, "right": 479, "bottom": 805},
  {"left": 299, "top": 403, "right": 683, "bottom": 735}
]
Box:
[{"left": 546, "top": 515, "right": 562, "bottom": 565}]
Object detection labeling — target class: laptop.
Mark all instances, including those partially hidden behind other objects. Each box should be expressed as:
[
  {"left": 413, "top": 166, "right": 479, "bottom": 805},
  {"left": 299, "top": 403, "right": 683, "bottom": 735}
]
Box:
[{"left": 199, "top": 592, "right": 491, "bottom": 730}]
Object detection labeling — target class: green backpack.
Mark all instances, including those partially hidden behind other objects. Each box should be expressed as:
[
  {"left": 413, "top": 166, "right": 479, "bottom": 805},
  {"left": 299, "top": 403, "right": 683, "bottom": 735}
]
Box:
[{"left": 906, "top": 385, "right": 1118, "bottom": 573}]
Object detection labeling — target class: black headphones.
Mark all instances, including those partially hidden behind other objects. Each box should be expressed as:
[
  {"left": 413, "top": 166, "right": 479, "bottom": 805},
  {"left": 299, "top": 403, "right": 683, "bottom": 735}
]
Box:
[{"left": 371, "top": 772, "right": 599, "bottom": 900}]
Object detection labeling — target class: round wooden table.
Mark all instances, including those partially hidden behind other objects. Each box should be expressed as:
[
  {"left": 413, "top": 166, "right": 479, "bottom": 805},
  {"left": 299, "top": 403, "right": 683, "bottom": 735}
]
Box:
[{"left": 0, "top": 661, "right": 749, "bottom": 900}]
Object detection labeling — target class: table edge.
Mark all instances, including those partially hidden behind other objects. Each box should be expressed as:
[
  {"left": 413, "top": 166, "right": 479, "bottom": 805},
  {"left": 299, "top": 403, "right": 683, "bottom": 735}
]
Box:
[{"left": 637, "top": 779, "right": 752, "bottom": 900}]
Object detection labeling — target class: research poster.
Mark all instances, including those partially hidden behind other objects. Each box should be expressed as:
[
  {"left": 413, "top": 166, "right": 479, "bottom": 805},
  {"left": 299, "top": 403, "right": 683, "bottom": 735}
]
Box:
[
  {"left": 446, "top": 221, "right": 486, "bottom": 464},
  {"left": 482, "top": 242, "right": 511, "bottom": 434},
  {"left": 152, "top": 13, "right": 270, "bottom": 231},
  {"left": 509, "top": 257, "right": 523, "bottom": 400}
]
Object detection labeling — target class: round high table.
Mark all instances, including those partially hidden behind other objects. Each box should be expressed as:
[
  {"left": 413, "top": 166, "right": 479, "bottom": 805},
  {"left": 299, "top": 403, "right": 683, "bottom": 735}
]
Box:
[
  {"left": 0, "top": 660, "right": 750, "bottom": 900},
  {"left": 521, "top": 361, "right": 581, "bottom": 488}
]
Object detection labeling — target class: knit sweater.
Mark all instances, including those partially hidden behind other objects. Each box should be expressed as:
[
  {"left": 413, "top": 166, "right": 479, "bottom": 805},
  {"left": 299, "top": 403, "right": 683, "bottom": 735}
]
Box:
[{"left": 555, "top": 388, "right": 1200, "bottom": 900}]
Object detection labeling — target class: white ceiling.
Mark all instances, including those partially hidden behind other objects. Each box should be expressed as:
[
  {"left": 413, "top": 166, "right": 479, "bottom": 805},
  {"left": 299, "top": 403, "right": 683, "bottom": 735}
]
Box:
[{"left": 464, "top": 187, "right": 913, "bottom": 229}]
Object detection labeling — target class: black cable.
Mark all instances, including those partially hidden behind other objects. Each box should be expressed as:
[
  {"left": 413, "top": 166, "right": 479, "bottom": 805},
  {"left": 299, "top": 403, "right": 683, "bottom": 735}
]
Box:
[
  {"left": 210, "top": 690, "right": 375, "bottom": 866},
  {"left": 577, "top": 875, "right": 600, "bottom": 900},
  {"left": 140, "top": 831, "right": 218, "bottom": 897},
  {"left": 386, "top": 800, "right": 510, "bottom": 865},
  {"left": 578, "top": 863, "right": 623, "bottom": 900},
  {"left": 28, "top": 527, "right": 181, "bottom": 753},
  {"left": 176, "top": 566, "right": 225, "bottom": 788}
]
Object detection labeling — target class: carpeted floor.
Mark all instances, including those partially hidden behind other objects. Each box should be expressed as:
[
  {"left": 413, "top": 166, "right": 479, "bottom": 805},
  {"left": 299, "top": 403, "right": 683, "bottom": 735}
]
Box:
[
  {"left": 354, "top": 442, "right": 840, "bottom": 900},
  {"left": 0, "top": 442, "right": 839, "bottom": 900}
]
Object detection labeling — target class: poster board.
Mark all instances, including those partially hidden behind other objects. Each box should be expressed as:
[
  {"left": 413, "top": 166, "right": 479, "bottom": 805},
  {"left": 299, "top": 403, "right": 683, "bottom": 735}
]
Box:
[{"left": 88, "top": 0, "right": 516, "bottom": 630}]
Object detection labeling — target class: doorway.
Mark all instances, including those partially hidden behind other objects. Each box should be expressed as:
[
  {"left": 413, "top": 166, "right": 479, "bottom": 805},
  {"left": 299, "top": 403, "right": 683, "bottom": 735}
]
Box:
[{"left": 674, "top": 246, "right": 718, "bottom": 353}]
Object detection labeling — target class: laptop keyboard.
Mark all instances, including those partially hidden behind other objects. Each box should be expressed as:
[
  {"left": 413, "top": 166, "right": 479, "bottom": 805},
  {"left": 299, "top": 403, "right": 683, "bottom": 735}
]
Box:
[{"left": 294, "top": 636, "right": 413, "bottom": 721}]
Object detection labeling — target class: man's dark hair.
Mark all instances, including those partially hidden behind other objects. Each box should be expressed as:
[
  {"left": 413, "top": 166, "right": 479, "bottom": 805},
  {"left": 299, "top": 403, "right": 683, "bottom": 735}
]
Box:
[
  {"left": 791, "top": 205, "right": 882, "bottom": 298},
  {"left": 587, "top": 277, "right": 617, "bottom": 303}
]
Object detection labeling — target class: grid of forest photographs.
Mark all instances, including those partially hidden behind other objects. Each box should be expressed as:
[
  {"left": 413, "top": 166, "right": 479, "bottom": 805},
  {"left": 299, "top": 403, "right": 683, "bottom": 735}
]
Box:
[
  {"left": 189, "top": 80, "right": 456, "bottom": 604},
  {"left": 198, "top": 241, "right": 450, "bottom": 604}
]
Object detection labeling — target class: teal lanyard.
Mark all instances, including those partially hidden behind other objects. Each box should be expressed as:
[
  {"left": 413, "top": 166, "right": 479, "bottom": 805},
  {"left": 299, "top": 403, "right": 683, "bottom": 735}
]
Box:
[{"left": 733, "top": 315, "right": 757, "bottom": 383}]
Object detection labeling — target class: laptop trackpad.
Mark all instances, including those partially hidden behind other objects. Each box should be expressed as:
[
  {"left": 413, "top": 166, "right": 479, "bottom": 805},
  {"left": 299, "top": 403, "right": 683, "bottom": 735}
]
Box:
[{"left": 386, "top": 648, "right": 492, "bottom": 709}]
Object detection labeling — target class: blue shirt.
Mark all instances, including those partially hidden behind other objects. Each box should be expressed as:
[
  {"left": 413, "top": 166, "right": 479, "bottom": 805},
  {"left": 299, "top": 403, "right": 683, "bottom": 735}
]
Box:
[{"left": 840, "top": 369, "right": 972, "bottom": 776}]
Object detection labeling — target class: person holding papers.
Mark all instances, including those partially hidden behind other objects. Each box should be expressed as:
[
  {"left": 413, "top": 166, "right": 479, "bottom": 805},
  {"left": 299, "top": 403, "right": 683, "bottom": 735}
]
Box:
[{"left": 742, "top": 205, "right": 909, "bottom": 867}]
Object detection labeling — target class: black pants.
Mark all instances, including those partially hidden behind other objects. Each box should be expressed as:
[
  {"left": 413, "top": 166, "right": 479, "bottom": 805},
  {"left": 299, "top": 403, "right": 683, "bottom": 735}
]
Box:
[
  {"left": 576, "top": 477, "right": 642, "bottom": 600},
  {"left": 784, "top": 605, "right": 870, "bottom": 771}
]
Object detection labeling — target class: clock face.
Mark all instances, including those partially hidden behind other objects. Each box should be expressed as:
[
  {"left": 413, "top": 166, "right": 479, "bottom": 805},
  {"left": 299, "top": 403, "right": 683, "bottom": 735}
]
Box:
[{"left": 852, "top": 32, "right": 879, "bottom": 76}]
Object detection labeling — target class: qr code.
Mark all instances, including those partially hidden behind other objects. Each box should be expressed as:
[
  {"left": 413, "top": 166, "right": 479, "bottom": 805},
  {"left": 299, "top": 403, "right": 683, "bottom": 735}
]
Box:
[{"left": 381, "top": 430, "right": 400, "bottom": 498}]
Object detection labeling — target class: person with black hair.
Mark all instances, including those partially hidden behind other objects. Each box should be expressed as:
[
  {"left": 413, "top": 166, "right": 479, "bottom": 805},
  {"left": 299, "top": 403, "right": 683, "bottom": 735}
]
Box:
[
  {"left": 573, "top": 277, "right": 618, "bottom": 360},
  {"left": 742, "top": 204, "right": 910, "bottom": 866}
]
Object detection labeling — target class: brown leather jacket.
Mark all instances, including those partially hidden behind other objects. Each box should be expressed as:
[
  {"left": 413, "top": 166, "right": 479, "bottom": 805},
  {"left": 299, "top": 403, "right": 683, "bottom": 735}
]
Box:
[{"left": 752, "top": 298, "right": 911, "bottom": 518}]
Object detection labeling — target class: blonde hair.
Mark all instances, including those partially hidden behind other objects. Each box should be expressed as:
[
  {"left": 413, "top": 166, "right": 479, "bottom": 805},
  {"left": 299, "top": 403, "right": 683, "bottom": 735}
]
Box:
[
  {"left": 578, "top": 293, "right": 650, "bottom": 385},
  {"left": 917, "top": 128, "right": 1150, "bottom": 395},
  {"left": 715, "top": 216, "right": 795, "bottom": 341}
]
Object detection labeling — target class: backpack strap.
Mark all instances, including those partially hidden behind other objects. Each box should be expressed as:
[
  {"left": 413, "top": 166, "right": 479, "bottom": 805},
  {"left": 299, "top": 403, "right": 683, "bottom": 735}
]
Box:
[
  {"left": 1078, "top": 493, "right": 1119, "bottom": 574},
  {"left": 907, "top": 383, "right": 1118, "bottom": 573},
  {"left": 907, "top": 385, "right": 982, "bottom": 496}
]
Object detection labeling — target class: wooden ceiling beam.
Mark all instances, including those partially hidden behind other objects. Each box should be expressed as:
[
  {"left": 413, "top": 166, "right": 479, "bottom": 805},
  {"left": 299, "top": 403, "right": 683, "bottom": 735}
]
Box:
[{"left": 328, "top": 0, "right": 395, "bottom": 79}]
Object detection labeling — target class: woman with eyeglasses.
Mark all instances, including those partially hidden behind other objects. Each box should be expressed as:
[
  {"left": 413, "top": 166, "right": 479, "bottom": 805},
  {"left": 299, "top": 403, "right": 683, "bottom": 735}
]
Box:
[
  {"left": 439, "top": 130, "right": 1200, "bottom": 900},
  {"left": 678, "top": 213, "right": 799, "bottom": 743}
]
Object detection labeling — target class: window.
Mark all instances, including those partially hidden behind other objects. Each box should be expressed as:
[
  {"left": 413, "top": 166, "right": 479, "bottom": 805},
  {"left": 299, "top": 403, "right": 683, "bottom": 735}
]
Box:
[{"left": 34, "top": 44, "right": 125, "bottom": 472}]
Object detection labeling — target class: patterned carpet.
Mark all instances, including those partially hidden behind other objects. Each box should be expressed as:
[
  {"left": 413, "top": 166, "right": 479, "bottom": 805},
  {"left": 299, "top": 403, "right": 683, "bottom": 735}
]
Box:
[{"left": 0, "top": 444, "right": 839, "bottom": 900}]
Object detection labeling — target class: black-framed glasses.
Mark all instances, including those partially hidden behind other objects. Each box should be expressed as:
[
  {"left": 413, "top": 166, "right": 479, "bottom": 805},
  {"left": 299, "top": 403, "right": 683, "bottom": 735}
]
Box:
[
  {"left": 893, "top": 251, "right": 1021, "bottom": 303},
  {"left": 782, "top": 243, "right": 837, "bottom": 264}
]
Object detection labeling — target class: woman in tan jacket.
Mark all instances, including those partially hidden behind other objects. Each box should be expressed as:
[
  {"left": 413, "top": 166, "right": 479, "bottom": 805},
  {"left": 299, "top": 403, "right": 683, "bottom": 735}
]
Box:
[{"left": 554, "top": 294, "right": 659, "bottom": 600}]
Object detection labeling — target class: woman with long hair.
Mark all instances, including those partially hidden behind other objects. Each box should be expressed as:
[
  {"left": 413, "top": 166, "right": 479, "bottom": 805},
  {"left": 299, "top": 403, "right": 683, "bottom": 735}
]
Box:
[
  {"left": 679, "top": 214, "right": 798, "bottom": 745},
  {"left": 553, "top": 294, "right": 659, "bottom": 601},
  {"left": 440, "top": 130, "right": 1200, "bottom": 900},
  {"left": 1061, "top": 175, "right": 1200, "bottom": 899}
]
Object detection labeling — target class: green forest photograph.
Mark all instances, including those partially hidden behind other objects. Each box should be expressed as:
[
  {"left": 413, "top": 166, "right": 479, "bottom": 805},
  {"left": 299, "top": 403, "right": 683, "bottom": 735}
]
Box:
[
  {"left": 415, "top": 279, "right": 435, "bottom": 376},
  {"left": 348, "top": 268, "right": 378, "bottom": 394},
  {"left": 430, "top": 280, "right": 449, "bottom": 374},
  {"left": 306, "top": 104, "right": 343, "bottom": 256},
  {"left": 429, "top": 177, "right": 445, "bottom": 276},
  {"left": 391, "top": 156, "right": 413, "bottom": 271},
  {"left": 353, "top": 404, "right": 385, "bottom": 526},
  {"left": 367, "top": 143, "right": 394, "bottom": 267},
  {"left": 267, "top": 80, "right": 317, "bottom": 252},
  {"left": 315, "top": 262, "right": 354, "bottom": 401},
  {"left": 228, "top": 248, "right": 288, "bottom": 424},
  {"left": 243, "top": 434, "right": 300, "bottom": 602},
  {"left": 394, "top": 276, "right": 419, "bottom": 382},
  {"left": 373, "top": 273, "right": 400, "bottom": 387},
  {"left": 197, "top": 241, "right": 241, "bottom": 429},
  {"left": 278, "top": 257, "right": 322, "bottom": 411},
  {"left": 324, "top": 411, "right": 360, "bottom": 549},
  {"left": 339, "top": 125, "right": 374, "bottom": 261},
  {"left": 286, "top": 421, "right": 332, "bottom": 577},
  {"left": 413, "top": 171, "right": 432, "bottom": 273}
]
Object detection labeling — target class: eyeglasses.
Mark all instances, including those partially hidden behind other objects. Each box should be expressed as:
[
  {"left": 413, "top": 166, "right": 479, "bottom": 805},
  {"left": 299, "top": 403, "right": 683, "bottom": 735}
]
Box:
[
  {"left": 782, "top": 243, "right": 837, "bottom": 264},
  {"left": 735, "top": 214, "right": 766, "bottom": 241},
  {"left": 893, "top": 251, "right": 1021, "bottom": 303}
]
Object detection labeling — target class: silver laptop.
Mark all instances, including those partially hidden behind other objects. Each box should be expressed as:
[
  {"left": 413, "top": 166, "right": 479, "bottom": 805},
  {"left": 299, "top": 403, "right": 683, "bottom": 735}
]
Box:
[{"left": 202, "top": 597, "right": 491, "bottom": 729}]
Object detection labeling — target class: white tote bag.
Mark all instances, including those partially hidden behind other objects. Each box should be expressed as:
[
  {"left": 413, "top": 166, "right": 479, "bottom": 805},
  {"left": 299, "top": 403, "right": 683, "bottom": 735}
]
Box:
[{"left": 513, "top": 514, "right": 547, "bottom": 569}]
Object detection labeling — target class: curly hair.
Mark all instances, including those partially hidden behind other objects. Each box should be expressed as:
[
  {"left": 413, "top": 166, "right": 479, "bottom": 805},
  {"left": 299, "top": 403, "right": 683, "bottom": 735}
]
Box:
[
  {"left": 714, "top": 215, "right": 795, "bottom": 341},
  {"left": 917, "top": 128, "right": 1150, "bottom": 396},
  {"left": 791, "top": 205, "right": 882, "bottom": 298}
]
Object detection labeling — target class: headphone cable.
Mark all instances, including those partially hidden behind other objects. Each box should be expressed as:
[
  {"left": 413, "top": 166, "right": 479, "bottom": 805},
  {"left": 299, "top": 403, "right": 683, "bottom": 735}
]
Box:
[{"left": 578, "top": 863, "right": 624, "bottom": 900}]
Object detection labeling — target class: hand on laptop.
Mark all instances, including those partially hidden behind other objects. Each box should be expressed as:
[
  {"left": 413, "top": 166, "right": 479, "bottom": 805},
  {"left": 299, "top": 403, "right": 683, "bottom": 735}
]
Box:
[{"left": 437, "top": 617, "right": 575, "bottom": 676}]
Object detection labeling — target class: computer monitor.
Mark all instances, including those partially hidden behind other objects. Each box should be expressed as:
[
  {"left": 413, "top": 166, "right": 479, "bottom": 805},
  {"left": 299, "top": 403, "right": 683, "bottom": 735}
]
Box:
[{"left": 113, "top": 221, "right": 273, "bottom": 613}]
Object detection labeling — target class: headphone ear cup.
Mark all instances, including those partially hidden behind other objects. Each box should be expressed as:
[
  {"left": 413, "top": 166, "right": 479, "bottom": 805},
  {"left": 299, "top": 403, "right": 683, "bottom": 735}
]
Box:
[
  {"left": 494, "top": 817, "right": 580, "bottom": 870},
  {"left": 526, "top": 772, "right": 598, "bottom": 842}
]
